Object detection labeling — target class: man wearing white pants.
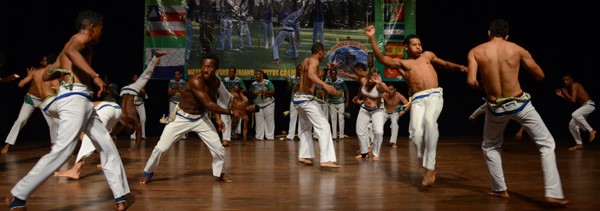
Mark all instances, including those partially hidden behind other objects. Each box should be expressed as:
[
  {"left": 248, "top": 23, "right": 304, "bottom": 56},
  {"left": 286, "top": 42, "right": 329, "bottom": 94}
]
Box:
[
  {"left": 8, "top": 11, "right": 130, "bottom": 210},
  {"left": 294, "top": 42, "right": 340, "bottom": 168},
  {"left": 555, "top": 73, "right": 596, "bottom": 150},
  {"left": 140, "top": 55, "right": 234, "bottom": 184}
]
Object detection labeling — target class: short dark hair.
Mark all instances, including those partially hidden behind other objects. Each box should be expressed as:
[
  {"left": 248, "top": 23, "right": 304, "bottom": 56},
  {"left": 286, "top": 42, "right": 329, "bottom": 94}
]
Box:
[
  {"left": 46, "top": 53, "right": 57, "bottom": 64},
  {"left": 229, "top": 67, "right": 237, "bottom": 73},
  {"left": 76, "top": 10, "right": 103, "bottom": 30},
  {"left": 353, "top": 62, "right": 367, "bottom": 72},
  {"left": 403, "top": 34, "right": 419, "bottom": 46},
  {"left": 311, "top": 42, "right": 325, "bottom": 54},
  {"left": 489, "top": 19, "right": 509, "bottom": 38},
  {"left": 202, "top": 54, "right": 220, "bottom": 68}
]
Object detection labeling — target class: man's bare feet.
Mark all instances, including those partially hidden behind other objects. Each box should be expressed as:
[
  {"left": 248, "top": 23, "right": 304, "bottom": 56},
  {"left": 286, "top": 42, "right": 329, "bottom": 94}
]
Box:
[
  {"left": 298, "top": 158, "right": 313, "bottom": 165},
  {"left": 116, "top": 201, "right": 127, "bottom": 211},
  {"left": 391, "top": 143, "right": 397, "bottom": 148},
  {"left": 545, "top": 197, "right": 568, "bottom": 207},
  {"left": 488, "top": 190, "right": 510, "bottom": 199},
  {"left": 1, "top": 144, "right": 10, "bottom": 155},
  {"left": 568, "top": 144, "right": 583, "bottom": 151},
  {"left": 320, "top": 162, "right": 341, "bottom": 168},
  {"left": 421, "top": 170, "right": 436, "bottom": 187},
  {"left": 372, "top": 156, "right": 380, "bottom": 161},
  {"left": 215, "top": 173, "right": 232, "bottom": 183},
  {"left": 139, "top": 172, "right": 153, "bottom": 184},
  {"left": 54, "top": 162, "right": 83, "bottom": 179},
  {"left": 590, "top": 130, "right": 596, "bottom": 142},
  {"left": 222, "top": 140, "right": 230, "bottom": 146}
]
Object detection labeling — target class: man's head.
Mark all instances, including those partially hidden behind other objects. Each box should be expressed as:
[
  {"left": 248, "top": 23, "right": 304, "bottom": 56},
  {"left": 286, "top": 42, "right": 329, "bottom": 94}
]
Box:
[
  {"left": 174, "top": 70, "right": 182, "bottom": 81},
  {"left": 562, "top": 73, "right": 575, "bottom": 86},
  {"left": 76, "top": 10, "right": 104, "bottom": 44},
  {"left": 403, "top": 34, "right": 422, "bottom": 58},
  {"left": 201, "top": 54, "right": 220, "bottom": 80},
  {"left": 255, "top": 69, "right": 265, "bottom": 81},
  {"left": 489, "top": 19, "right": 509, "bottom": 39},
  {"left": 329, "top": 68, "right": 338, "bottom": 80},
  {"left": 228, "top": 67, "right": 237, "bottom": 79},
  {"left": 311, "top": 42, "right": 326, "bottom": 61}
]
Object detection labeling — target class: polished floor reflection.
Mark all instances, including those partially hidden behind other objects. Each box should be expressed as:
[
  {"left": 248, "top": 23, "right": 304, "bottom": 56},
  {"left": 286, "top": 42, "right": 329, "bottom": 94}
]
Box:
[{"left": 1, "top": 135, "right": 598, "bottom": 210}]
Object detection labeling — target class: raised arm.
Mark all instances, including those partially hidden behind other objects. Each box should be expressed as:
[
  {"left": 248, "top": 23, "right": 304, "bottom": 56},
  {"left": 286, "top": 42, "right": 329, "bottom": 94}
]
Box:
[
  {"left": 430, "top": 52, "right": 467, "bottom": 73},
  {"left": 17, "top": 67, "right": 35, "bottom": 88},
  {"left": 364, "top": 25, "right": 402, "bottom": 69}
]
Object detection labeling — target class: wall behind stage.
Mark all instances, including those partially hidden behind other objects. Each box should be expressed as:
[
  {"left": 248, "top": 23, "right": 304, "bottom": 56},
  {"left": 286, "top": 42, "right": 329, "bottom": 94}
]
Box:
[{"left": 1, "top": 1, "right": 597, "bottom": 148}]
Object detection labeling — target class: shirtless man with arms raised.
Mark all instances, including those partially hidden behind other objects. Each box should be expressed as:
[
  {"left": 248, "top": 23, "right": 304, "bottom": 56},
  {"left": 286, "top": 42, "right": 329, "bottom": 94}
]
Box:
[
  {"left": 466, "top": 19, "right": 568, "bottom": 206},
  {"left": 365, "top": 24, "right": 467, "bottom": 187}
]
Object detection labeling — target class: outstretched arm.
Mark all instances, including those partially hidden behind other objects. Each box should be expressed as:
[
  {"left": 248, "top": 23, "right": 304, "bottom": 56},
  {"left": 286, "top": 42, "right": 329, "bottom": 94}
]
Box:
[
  {"left": 431, "top": 53, "right": 467, "bottom": 73},
  {"left": 466, "top": 50, "right": 481, "bottom": 90}
]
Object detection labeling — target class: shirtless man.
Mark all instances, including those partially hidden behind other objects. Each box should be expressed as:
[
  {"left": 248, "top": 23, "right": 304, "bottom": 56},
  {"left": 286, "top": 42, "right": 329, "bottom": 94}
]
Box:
[
  {"left": 139, "top": 54, "right": 234, "bottom": 184},
  {"left": 8, "top": 10, "right": 130, "bottom": 211},
  {"left": 555, "top": 73, "right": 596, "bottom": 150},
  {"left": 230, "top": 87, "right": 251, "bottom": 145},
  {"left": 111, "top": 50, "right": 167, "bottom": 151},
  {"left": 3, "top": 54, "right": 57, "bottom": 154},
  {"left": 382, "top": 84, "right": 409, "bottom": 148},
  {"left": 466, "top": 19, "right": 568, "bottom": 206},
  {"left": 365, "top": 25, "right": 467, "bottom": 187},
  {"left": 293, "top": 42, "right": 340, "bottom": 168}
]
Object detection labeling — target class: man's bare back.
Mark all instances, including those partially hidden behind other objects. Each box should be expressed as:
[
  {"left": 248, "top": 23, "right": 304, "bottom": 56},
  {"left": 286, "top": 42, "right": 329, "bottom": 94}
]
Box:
[{"left": 467, "top": 38, "right": 543, "bottom": 101}]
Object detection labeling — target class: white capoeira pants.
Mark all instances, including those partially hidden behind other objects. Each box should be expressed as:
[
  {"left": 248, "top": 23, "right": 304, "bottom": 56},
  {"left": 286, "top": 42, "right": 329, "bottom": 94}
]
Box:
[
  {"left": 329, "top": 102, "right": 345, "bottom": 139},
  {"left": 5, "top": 93, "right": 57, "bottom": 145},
  {"left": 356, "top": 105, "right": 384, "bottom": 157},
  {"left": 12, "top": 85, "right": 129, "bottom": 200},
  {"left": 217, "top": 77, "right": 234, "bottom": 141},
  {"left": 294, "top": 94, "right": 337, "bottom": 163},
  {"left": 76, "top": 102, "right": 122, "bottom": 163},
  {"left": 130, "top": 103, "right": 146, "bottom": 139},
  {"left": 409, "top": 88, "right": 444, "bottom": 170},
  {"left": 483, "top": 99, "right": 565, "bottom": 199},
  {"left": 120, "top": 55, "right": 158, "bottom": 97},
  {"left": 286, "top": 100, "right": 299, "bottom": 140},
  {"left": 143, "top": 110, "right": 225, "bottom": 177},
  {"left": 569, "top": 100, "right": 595, "bottom": 144},
  {"left": 383, "top": 111, "right": 400, "bottom": 144},
  {"left": 255, "top": 101, "right": 275, "bottom": 140}
]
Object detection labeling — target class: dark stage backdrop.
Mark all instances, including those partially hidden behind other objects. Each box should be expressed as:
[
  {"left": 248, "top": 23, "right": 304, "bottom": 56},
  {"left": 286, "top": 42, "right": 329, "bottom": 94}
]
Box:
[{"left": 1, "top": 1, "right": 597, "bottom": 148}]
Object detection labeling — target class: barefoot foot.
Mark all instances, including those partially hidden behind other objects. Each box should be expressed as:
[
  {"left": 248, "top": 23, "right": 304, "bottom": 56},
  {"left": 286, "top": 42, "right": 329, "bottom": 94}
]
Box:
[
  {"left": 5, "top": 195, "right": 26, "bottom": 211},
  {"left": 298, "top": 158, "right": 313, "bottom": 165},
  {"left": 320, "top": 162, "right": 341, "bottom": 168},
  {"left": 545, "top": 197, "right": 568, "bottom": 207},
  {"left": 1, "top": 144, "right": 10, "bottom": 155},
  {"left": 590, "top": 130, "right": 596, "bottom": 142},
  {"left": 215, "top": 173, "right": 232, "bottom": 183},
  {"left": 421, "top": 170, "right": 436, "bottom": 187},
  {"left": 568, "top": 144, "right": 583, "bottom": 151},
  {"left": 488, "top": 190, "right": 510, "bottom": 199},
  {"left": 139, "top": 172, "right": 153, "bottom": 184}
]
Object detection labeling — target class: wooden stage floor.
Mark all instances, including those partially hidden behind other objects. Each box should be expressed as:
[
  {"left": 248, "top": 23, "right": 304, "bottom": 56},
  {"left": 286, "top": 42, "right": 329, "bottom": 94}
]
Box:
[{"left": 1, "top": 135, "right": 598, "bottom": 210}]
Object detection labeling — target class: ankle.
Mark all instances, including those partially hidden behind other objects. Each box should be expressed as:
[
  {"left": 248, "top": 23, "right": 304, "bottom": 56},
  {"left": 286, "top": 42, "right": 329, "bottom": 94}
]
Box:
[{"left": 8, "top": 196, "right": 26, "bottom": 209}]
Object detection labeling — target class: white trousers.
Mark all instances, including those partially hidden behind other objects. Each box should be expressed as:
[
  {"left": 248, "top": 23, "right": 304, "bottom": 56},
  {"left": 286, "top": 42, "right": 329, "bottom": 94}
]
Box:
[
  {"left": 221, "top": 114, "right": 232, "bottom": 141},
  {"left": 329, "top": 103, "right": 345, "bottom": 139},
  {"left": 12, "top": 85, "right": 129, "bottom": 200},
  {"left": 569, "top": 100, "right": 595, "bottom": 144},
  {"left": 255, "top": 102, "right": 275, "bottom": 140},
  {"left": 356, "top": 106, "right": 384, "bottom": 157},
  {"left": 483, "top": 100, "right": 564, "bottom": 198},
  {"left": 294, "top": 95, "right": 337, "bottom": 163},
  {"left": 286, "top": 100, "right": 299, "bottom": 139},
  {"left": 383, "top": 111, "right": 400, "bottom": 144},
  {"left": 77, "top": 102, "right": 122, "bottom": 163},
  {"left": 130, "top": 103, "right": 146, "bottom": 139},
  {"left": 5, "top": 93, "right": 56, "bottom": 145},
  {"left": 143, "top": 113, "right": 225, "bottom": 177},
  {"left": 469, "top": 103, "right": 487, "bottom": 120},
  {"left": 409, "top": 88, "right": 444, "bottom": 170}
]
